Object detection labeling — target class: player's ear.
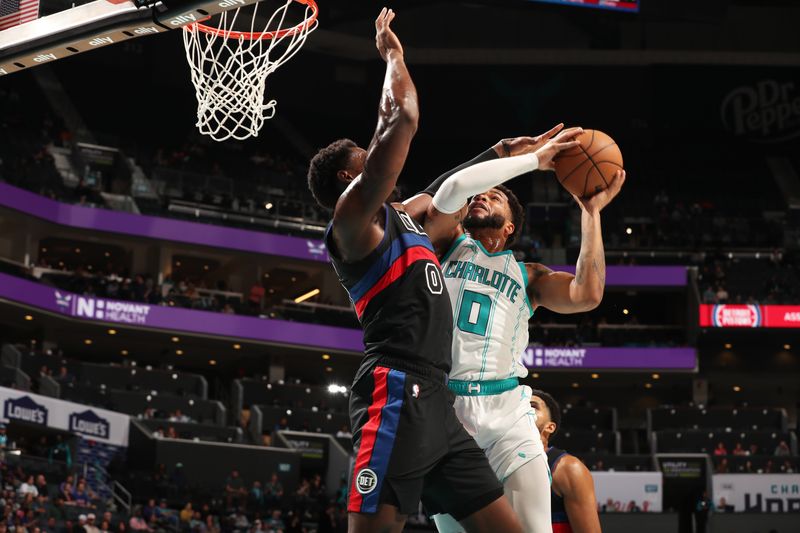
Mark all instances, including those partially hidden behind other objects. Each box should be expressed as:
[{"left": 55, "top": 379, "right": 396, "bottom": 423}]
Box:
[
  {"left": 504, "top": 220, "right": 515, "bottom": 241},
  {"left": 336, "top": 169, "right": 353, "bottom": 184}
]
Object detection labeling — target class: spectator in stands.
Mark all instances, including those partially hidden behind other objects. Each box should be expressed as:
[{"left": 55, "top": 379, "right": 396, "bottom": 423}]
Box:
[
  {"left": 151, "top": 427, "right": 164, "bottom": 439},
  {"left": 169, "top": 464, "right": 186, "bottom": 494},
  {"left": 264, "top": 473, "right": 283, "bottom": 508},
  {"left": 764, "top": 459, "right": 775, "bottom": 473},
  {"left": 71, "top": 481, "right": 93, "bottom": 508},
  {"left": 781, "top": 460, "right": 795, "bottom": 473},
  {"left": 248, "top": 481, "right": 264, "bottom": 512},
  {"left": 264, "top": 510, "right": 284, "bottom": 533},
  {"left": 250, "top": 518, "right": 265, "bottom": 533},
  {"left": 748, "top": 444, "right": 758, "bottom": 456},
  {"left": 715, "top": 285, "right": 729, "bottom": 303},
  {"left": 601, "top": 498, "right": 617, "bottom": 513},
  {"left": 43, "top": 517, "right": 57, "bottom": 533},
  {"left": 60, "top": 475, "right": 75, "bottom": 503},
  {"left": 272, "top": 417, "right": 289, "bottom": 434},
  {"left": 179, "top": 503, "right": 193, "bottom": 525},
  {"left": 625, "top": 501, "right": 641, "bottom": 513},
  {"left": 168, "top": 410, "right": 191, "bottom": 423},
  {"left": 716, "top": 458, "right": 729, "bottom": 473},
  {"left": 742, "top": 460, "right": 754, "bottom": 473},
  {"left": 731, "top": 442, "right": 746, "bottom": 456},
  {"left": 0, "top": 423, "right": 7, "bottom": 449},
  {"left": 48, "top": 436, "right": 72, "bottom": 468},
  {"left": 701, "top": 286, "right": 716, "bottom": 303},
  {"left": 128, "top": 509, "right": 151, "bottom": 533},
  {"left": 335, "top": 425, "right": 351, "bottom": 440},
  {"left": 34, "top": 475, "right": 47, "bottom": 498},
  {"left": 204, "top": 515, "right": 220, "bottom": 533},
  {"left": 225, "top": 470, "right": 247, "bottom": 510},
  {"left": 712, "top": 442, "right": 727, "bottom": 456},
  {"left": 716, "top": 497, "right": 733, "bottom": 513},
  {"left": 99, "top": 520, "right": 111, "bottom": 533},
  {"left": 19, "top": 475, "right": 38, "bottom": 498},
  {"left": 73, "top": 515, "right": 88, "bottom": 533},
  {"left": 165, "top": 427, "right": 178, "bottom": 439},
  {"left": 84, "top": 514, "right": 100, "bottom": 533},
  {"left": 247, "top": 281, "right": 265, "bottom": 315},
  {"left": 694, "top": 491, "right": 713, "bottom": 533},
  {"left": 231, "top": 507, "right": 249, "bottom": 532},
  {"left": 774, "top": 440, "right": 791, "bottom": 456},
  {"left": 55, "top": 367, "right": 75, "bottom": 386}
]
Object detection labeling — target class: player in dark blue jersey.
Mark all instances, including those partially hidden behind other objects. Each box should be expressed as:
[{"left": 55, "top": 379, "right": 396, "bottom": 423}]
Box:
[
  {"left": 531, "top": 390, "right": 601, "bottom": 533},
  {"left": 306, "top": 8, "right": 523, "bottom": 533}
]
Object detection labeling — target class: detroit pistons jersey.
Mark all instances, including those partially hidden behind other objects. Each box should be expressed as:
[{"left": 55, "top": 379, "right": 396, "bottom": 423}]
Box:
[
  {"left": 325, "top": 204, "right": 453, "bottom": 373},
  {"left": 441, "top": 233, "right": 532, "bottom": 381}
]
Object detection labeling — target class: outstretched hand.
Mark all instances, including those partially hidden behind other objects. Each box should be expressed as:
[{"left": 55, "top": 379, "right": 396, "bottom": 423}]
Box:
[
  {"left": 375, "top": 7, "right": 403, "bottom": 61},
  {"left": 497, "top": 123, "right": 566, "bottom": 157},
  {"left": 533, "top": 126, "right": 584, "bottom": 171},
  {"left": 573, "top": 170, "right": 626, "bottom": 214}
]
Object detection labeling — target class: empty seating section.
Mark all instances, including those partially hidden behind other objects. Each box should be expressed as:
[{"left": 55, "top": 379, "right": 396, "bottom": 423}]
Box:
[
  {"left": 653, "top": 429, "right": 794, "bottom": 454},
  {"left": 109, "top": 390, "right": 224, "bottom": 425},
  {"left": 257, "top": 405, "right": 349, "bottom": 436},
  {"left": 137, "top": 419, "right": 243, "bottom": 443},
  {"left": 551, "top": 429, "right": 620, "bottom": 454},
  {"left": 19, "top": 352, "right": 207, "bottom": 398},
  {"left": 241, "top": 379, "right": 349, "bottom": 413},
  {"left": 561, "top": 405, "right": 617, "bottom": 431},
  {"left": 649, "top": 406, "right": 787, "bottom": 432}
]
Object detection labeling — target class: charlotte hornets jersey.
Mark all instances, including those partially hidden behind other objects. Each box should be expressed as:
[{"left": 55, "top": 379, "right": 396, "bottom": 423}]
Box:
[{"left": 441, "top": 233, "right": 533, "bottom": 381}]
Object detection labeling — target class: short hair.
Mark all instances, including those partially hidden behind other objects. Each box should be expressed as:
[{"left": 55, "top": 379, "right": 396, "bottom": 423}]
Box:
[
  {"left": 307, "top": 139, "right": 357, "bottom": 210},
  {"left": 531, "top": 389, "right": 561, "bottom": 436},
  {"left": 495, "top": 184, "right": 525, "bottom": 249}
]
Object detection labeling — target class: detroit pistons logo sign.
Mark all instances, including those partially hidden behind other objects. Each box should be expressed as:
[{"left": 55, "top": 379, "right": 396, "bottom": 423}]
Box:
[{"left": 356, "top": 468, "right": 378, "bottom": 495}]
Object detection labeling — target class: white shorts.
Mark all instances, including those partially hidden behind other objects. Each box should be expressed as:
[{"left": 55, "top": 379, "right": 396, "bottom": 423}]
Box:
[{"left": 452, "top": 384, "right": 545, "bottom": 482}]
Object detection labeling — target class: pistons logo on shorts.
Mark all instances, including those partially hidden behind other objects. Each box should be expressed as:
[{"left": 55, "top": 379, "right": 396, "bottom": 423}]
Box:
[{"left": 356, "top": 468, "right": 378, "bottom": 495}]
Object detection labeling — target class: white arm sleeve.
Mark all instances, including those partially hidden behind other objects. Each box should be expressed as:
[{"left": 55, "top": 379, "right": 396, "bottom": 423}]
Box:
[{"left": 431, "top": 153, "right": 539, "bottom": 214}]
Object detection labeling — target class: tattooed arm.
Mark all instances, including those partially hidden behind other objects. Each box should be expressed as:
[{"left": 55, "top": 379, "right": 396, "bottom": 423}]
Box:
[{"left": 526, "top": 170, "right": 625, "bottom": 313}]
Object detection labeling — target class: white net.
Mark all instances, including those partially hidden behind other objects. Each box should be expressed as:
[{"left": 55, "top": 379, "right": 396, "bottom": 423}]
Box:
[{"left": 182, "top": 0, "right": 317, "bottom": 142}]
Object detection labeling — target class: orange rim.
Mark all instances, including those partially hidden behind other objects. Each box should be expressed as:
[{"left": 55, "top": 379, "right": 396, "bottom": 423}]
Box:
[{"left": 189, "top": 0, "right": 318, "bottom": 40}]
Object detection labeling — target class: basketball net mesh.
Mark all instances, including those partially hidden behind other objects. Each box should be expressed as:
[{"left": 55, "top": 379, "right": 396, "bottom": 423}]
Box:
[{"left": 182, "top": 0, "right": 317, "bottom": 142}]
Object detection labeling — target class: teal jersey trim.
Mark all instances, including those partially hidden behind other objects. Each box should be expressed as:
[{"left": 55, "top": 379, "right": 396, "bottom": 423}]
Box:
[
  {"left": 448, "top": 377, "right": 519, "bottom": 396},
  {"left": 473, "top": 237, "right": 515, "bottom": 258},
  {"left": 518, "top": 261, "right": 534, "bottom": 317},
  {"left": 441, "top": 233, "right": 467, "bottom": 263}
]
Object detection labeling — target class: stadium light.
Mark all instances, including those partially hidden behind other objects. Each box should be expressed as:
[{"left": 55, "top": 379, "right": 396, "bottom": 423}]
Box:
[
  {"left": 784, "top": 344, "right": 791, "bottom": 350},
  {"left": 108, "top": 329, "right": 117, "bottom": 335},
  {"left": 24, "top": 315, "right": 33, "bottom": 321},
  {"left": 294, "top": 288, "right": 320, "bottom": 303},
  {"left": 322, "top": 354, "right": 331, "bottom": 360}
]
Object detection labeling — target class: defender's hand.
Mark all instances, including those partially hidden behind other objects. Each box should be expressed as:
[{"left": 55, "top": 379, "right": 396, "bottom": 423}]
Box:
[
  {"left": 533, "top": 127, "right": 584, "bottom": 171},
  {"left": 496, "top": 123, "right": 566, "bottom": 157},
  {"left": 375, "top": 8, "right": 403, "bottom": 61}
]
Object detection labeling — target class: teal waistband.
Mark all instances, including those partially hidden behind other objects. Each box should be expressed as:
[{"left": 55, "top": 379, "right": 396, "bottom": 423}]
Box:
[{"left": 448, "top": 377, "right": 519, "bottom": 396}]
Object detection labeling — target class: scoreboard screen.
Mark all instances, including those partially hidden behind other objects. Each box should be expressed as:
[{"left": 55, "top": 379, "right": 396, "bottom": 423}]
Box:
[{"left": 529, "top": 0, "right": 639, "bottom": 13}]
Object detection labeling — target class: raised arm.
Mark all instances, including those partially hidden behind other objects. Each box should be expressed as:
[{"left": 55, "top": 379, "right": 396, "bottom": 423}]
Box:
[
  {"left": 554, "top": 456, "right": 602, "bottom": 533},
  {"left": 332, "top": 8, "right": 418, "bottom": 258},
  {"left": 526, "top": 170, "right": 625, "bottom": 313},
  {"left": 412, "top": 126, "right": 583, "bottom": 253}
]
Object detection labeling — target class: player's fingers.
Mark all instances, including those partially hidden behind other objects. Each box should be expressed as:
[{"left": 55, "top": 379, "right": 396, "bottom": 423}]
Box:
[
  {"left": 555, "top": 140, "right": 582, "bottom": 151},
  {"left": 377, "top": 7, "right": 386, "bottom": 24},
  {"left": 386, "top": 9, "right": 395, "bottom": 24},
  {"left": 556, "top": 126, "right": 584, "bottom": 140},
  {"left": 541, "top": 123, "right": 565, "bottom": 140}
]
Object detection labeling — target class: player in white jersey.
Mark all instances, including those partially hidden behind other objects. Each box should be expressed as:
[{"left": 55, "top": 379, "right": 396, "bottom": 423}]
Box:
[{"left": 403, "top": 124, "right": 625, "bottom": 532}]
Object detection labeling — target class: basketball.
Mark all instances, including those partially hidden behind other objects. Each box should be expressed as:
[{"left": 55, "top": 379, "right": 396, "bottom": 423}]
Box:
[{"left": 553, "top": 129, "right": 623, "bottom": 198}]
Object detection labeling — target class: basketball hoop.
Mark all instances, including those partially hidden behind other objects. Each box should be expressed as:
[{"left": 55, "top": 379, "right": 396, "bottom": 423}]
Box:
[{"left": 182, "top": 0, "right": 319, "bottom": 142}]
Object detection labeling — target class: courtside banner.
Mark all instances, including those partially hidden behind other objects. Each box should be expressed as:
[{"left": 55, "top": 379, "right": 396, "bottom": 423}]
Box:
[
  {"left": 593, "top": 472, "right": 663, "bottom": 512},
  {"left": 0, "top": 387, "right": 129, "bottom": 446},
  {"left": 699, "top": 304, "right": 800, "bottom": 328},
  {"left": 523, "top": 346, "right": 696, "bottom": 371},
  {"left": 713, "top": 474, "right": 800, "bottom": 513}
]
